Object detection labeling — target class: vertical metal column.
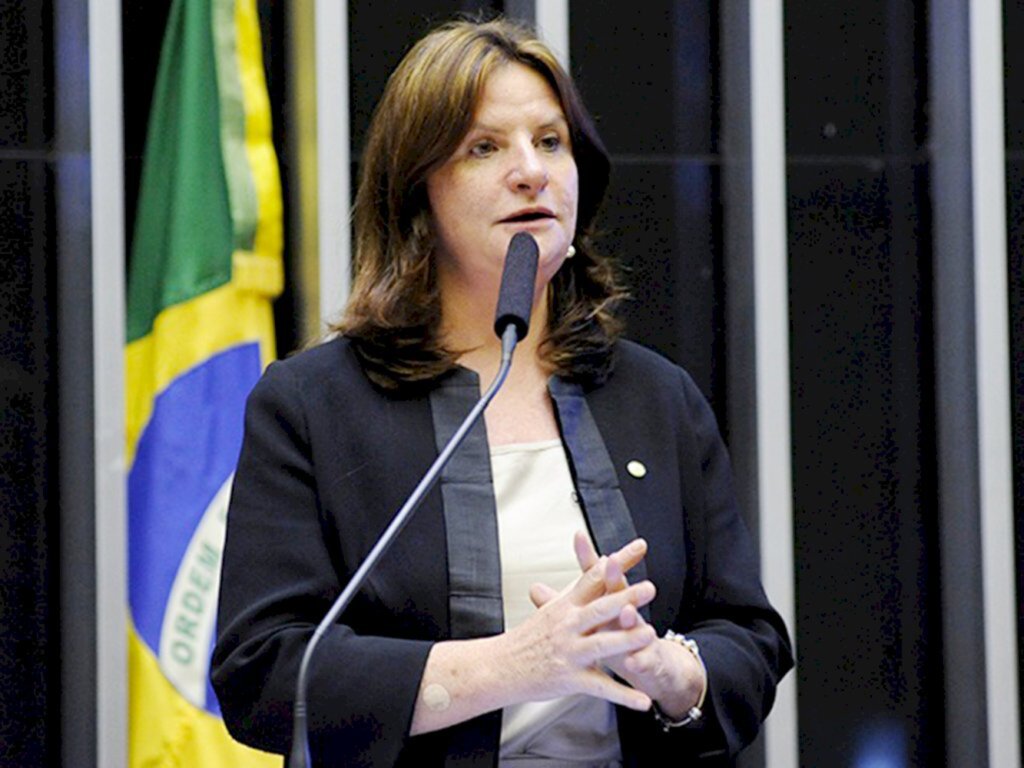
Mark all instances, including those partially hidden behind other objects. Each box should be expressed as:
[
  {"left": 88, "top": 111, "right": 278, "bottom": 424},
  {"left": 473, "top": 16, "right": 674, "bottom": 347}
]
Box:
[
  {"left": 748, "top": 3, "right": 798, "bottom": 767},
  {"left": 930, "top": 1, "right": 986, "bottom": 764},
  {"left": 720, "top": 4, "right": 761, "bottom": 765},
  {"left": 535, "top": 0, "right": 569, "bottom": 71},
  {"left": 969, "top": 2, "right": 1020, "bottom": 766},
  {"left": 932, "top": 1, "right": 1019, "bottom": 765},
  {"left": 55, "top": 0, "right": 98, "bottom": 761},
  {"left": 315, "top": 0, "right": 351, "bottom": 327},
  {"left": 89, "top": 0, "right": 128, "bottom": 766},
  {"left": 289, "top": 1, "right": 324, "bottom": 341}
]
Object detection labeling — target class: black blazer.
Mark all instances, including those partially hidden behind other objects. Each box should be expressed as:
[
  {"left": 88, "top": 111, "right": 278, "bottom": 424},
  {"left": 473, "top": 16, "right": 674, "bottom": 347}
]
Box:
[{"left": 211, "top": 337, "right": 792, "bottom": 766}]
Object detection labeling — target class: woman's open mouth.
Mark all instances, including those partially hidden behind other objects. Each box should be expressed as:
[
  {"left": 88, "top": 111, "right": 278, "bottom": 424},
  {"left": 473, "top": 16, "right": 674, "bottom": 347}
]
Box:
[{"left": 500, "top": 209, "right": 555, "bottom": 224}]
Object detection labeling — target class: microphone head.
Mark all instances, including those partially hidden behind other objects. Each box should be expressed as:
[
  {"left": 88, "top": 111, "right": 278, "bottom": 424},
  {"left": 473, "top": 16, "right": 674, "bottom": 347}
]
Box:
[{"left": 493, "top": 232, "right": 540, "bottom": 340}]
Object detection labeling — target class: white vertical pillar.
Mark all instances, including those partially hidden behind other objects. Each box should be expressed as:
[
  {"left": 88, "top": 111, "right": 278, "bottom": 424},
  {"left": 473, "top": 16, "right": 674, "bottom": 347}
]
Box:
[
  {"left": 315, "top": 0, "right": 351, "bottom": 327},
  {"left": 969, "top": 3, "right": 1020, "bottom": 767},
  {"left": 749, "top": 2, "right": 798, "bottom": 767},
  {"left": 88, "top": 0, "right": 127, "bottom": 766},
  {"left": 535, "top": 0, "right": 570, "bottom": 71}
]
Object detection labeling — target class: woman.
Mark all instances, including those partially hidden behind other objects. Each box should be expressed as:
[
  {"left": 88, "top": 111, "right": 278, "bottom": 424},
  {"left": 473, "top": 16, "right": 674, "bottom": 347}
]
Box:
[{"left": 212, "top": 18, "right": 792, "bottom": 767}]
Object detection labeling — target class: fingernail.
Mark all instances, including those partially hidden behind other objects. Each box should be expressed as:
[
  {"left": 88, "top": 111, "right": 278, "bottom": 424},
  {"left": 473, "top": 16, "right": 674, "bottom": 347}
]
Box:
[{"left": 629, "top": 539, "right": 645, "bottom": 552}]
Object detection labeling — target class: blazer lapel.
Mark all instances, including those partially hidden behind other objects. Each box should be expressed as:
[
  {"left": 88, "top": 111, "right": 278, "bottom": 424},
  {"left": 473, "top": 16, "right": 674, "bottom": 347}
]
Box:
[{"left": 549, "top": 377, "right": 651, "bottom": 621}]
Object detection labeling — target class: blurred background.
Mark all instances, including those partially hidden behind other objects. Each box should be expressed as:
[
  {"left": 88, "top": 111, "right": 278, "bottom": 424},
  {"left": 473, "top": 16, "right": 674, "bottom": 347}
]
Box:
[{"left": 1, "top": 1, "right": 1022, "bottom": 766}]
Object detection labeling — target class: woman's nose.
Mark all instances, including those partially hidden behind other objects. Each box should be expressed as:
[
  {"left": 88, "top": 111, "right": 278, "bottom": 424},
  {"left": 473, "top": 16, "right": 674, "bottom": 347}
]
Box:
[{"left": 508, "top": 146, "right": 549, "bottom": 193}]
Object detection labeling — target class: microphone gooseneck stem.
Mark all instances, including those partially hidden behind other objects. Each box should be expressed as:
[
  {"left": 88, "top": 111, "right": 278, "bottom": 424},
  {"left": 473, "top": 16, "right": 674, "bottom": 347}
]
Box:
[{"left": 289, "top": 323, "right": 522, "bottom": 768}]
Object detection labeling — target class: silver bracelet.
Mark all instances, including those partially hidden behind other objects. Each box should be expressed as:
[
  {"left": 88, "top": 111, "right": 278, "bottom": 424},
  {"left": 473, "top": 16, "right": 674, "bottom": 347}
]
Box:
[{"left": 651, "top": 631, "right": 707, "bottom": 732}]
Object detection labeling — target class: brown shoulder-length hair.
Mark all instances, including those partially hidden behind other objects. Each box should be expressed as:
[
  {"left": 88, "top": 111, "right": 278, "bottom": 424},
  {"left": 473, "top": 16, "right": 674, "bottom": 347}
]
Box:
[{"left": 335, "top": 17, "right": 625, "bottom": 390}]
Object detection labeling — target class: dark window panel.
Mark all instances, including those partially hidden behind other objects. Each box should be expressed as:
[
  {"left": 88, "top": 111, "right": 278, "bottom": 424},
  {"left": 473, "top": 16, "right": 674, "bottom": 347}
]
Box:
[
  {"left": 1002, "top": 3, "right": 1023, "bottom": 750},
  {"left": 1004, "top": 2, "right": 1024, "bottom": 152},
  {"left": 121, "top": 0, "right": 174, "bottom": 271},
  {"left": 784, "top": 1, "right": 927, "bottom": 157},
  {"left": 0, "top": 156, "right": 56, "bottom": 768},
  {"left": 601, "top": 159, "right": 722, "bottom": 407},
  {"left": 0, "top": 3, "right": 50, "bottom": 150},
  {"left": 0, "top": 383, "right": 53, "bottom": 768},
  {"left": 121, "top": 0, "right": 173, "bottom": 161},
  {"left": 257, "top": 0, "right": 299, "bottom": 355},
  {"left": 569, "top": 0, "right": 715, "bottom": 157},
  {"left": 0, "top": 3, "right": 31, "bottom": 73},
  {"left": 1006, "top": 158, "right": 1024, "bottom": 757},
  {"left": 787, "top": 161, "right": 940, "bottom": 768},
  {"left": 0, "top": 70, "right": 49, "bottom": 151},
  {"left": 0, "top": 73, "right": 31, "bottom": 147},
  {"left": 348, "top": 1, "right": 502, "bottom": 159},
  {"left": 569, "top": 0, "right": 723, "bottom": 416},
  {"left": 0, "top": 160, "right": 50, "bottom": 373}
]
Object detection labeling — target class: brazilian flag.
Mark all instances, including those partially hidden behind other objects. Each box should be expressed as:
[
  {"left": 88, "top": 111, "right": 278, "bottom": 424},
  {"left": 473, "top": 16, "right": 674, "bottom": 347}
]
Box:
[{"left": 125, "top": 0, "right": 282, "bottom": 764}]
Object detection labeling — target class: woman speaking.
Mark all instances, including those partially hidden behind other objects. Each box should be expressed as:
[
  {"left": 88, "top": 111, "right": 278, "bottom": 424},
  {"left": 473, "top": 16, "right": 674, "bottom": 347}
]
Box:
[{"left": 212, "top": 18, "right": 792, "bottom": 767}]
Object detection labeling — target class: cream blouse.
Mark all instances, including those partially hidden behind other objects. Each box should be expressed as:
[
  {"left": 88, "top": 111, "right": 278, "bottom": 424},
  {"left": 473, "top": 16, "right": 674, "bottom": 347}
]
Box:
[{"left": 491, "top": 439, "right": 622, "bottom": 767}]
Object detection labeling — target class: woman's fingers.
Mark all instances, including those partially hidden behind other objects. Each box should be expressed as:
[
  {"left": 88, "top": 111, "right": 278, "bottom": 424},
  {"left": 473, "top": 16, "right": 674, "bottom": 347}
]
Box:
[
  {"left": 574, "top": 579, "right": 656, "bottom": 632},
  {"left": 608, "top": 634, "right": 707, "bottom": 720},
  {"left": 510, "top": 534, "right": 675, "bottom": 711},
  {"left": 602, "top": 557, "right": 623, "bottom": 592},
  {"left": 609, "top": 537, "right": 648, "bottom": 579},
  {"left": 580, "top": 666, "right": 653, "bottom": 711},
  {"left": 507, "top": 573, "right": 661, "bottom": 710},
  {"left": 577, "top": 621, "right": 658, "bottom": 667},
  {"left": 573, "top": 531, "right": 648, "bottom": 594},
  {"left": 566, "top": 554, "right": 613, "bottom": 606},
  {"left": 529, "top": 581, "right": 559, "bottom": 608},
  {"left": 532, "top": 538, "right": 650, "bottom": 614},
  {"left": 573, "top": 530, "right": 600, "bottom": 570},
  {"left": 622, "top": 641, "right": 662, "bottom": 677},
  {"left": 618, "top": 602, "right": 642, "bottom": 630}
]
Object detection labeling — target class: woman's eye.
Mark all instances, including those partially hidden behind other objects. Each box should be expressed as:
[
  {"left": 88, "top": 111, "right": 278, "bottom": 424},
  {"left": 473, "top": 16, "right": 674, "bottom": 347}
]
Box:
[
  {"left": 469, "top": 141, "right": 496, "bottom": 158},
  {"left": 539, "top": 135, "right": 562, "bottom": 151}
]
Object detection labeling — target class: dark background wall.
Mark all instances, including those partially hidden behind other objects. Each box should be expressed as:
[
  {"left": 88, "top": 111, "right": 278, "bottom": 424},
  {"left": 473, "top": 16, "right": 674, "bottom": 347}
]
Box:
[
  {"left": 784, "top": 3, "right": 943, "bottom": 766},
  {"left": 1005, "top": 0, "right": 1024, "bottom": 755},
  {"left": 570, "top": 0, "right": 724, "bottom": 412},
  {"left": 0, "top": 3, "right": 58, "bottom": 766}
]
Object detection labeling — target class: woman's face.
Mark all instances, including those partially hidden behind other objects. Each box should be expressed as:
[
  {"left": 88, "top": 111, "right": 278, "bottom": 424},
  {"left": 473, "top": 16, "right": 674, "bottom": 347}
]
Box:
[{"left": 427, "top": 62, "right": 579, "bottom": 297}]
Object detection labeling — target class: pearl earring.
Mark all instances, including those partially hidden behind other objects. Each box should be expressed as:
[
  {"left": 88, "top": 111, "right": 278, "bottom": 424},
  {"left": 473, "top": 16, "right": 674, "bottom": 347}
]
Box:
[{"left": 566, "top": 245, "right": 576, "bottom": 259}]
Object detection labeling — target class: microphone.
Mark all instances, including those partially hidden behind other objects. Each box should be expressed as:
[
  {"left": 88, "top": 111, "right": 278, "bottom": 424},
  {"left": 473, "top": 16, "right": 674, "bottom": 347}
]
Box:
[
  {"left": 494, "top": 231, "right": 540, "bottom": 341},
  {"left": 289, "top": 233, "right": 538, "bottom": 767}
]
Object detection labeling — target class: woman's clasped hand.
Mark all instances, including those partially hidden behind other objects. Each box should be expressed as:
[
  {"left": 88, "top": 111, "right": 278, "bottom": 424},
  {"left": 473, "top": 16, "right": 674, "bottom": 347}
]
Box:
[
  {"left": 530, "top": 533, "right": 708, "bottom": 721},
  {"left": 503, "top": 536, "right": 658, "bottom": 711},
  {"left": 410, "top": 533, "right": 708, "bottom": 738},
  {"left": 409, "top": 535, "right": 657, "bottom": 737}
]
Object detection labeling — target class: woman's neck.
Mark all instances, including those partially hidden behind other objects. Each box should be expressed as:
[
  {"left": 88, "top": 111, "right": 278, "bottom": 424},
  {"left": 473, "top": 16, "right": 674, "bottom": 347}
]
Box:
[
  {"left": 439, "top": 276, "right": 561, "bottom": 445},
  {"left": 438, "top": 272, "right": 549, "bottom": 380}
]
